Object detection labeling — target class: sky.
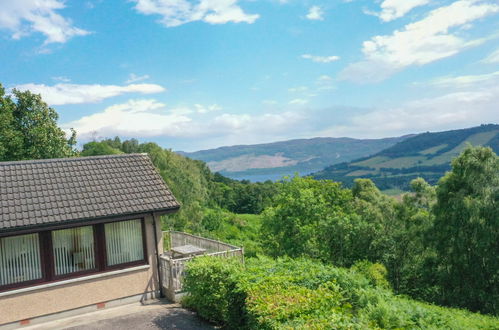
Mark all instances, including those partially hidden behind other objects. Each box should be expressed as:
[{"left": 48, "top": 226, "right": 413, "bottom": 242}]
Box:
[{"left": 1, "top": 0, "right": 498, "bottom": 152}]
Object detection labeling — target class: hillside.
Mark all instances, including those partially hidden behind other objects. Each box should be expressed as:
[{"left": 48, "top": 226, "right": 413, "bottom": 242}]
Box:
[
  {"left": 180, "top": 136, "right": 408, "bottom": 181},
  {"left": 313, "top": 124, "right": 499, "bottom": 190}
]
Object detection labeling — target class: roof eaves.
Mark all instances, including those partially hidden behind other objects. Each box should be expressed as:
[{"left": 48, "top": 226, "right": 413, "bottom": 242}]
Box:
[{"left": 0, "top": 205, "right": 180, "bottom": 237}]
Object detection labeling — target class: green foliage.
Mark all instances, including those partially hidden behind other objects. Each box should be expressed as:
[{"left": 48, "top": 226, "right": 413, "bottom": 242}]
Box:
[
  {"left": 352, "top": 261, "right": 390, "bottom": 289},
  {"left": 260, "top": 175, "right": 439, "bottom": 306},
  {"left": 182, "top": 257, "right": 244, "bottom": 324},
  {"left": 81, "top": 141, "right": 123, "bottom": 156},
  {"left": 261, "top": 176, "right": 352, "bottom": 260},
  {"left": 0, "top": 84, "right": 76, "bottom": 161},
  {"left": 183, "top": 258, "right": 499, "bottom": 329},
  {"left": 260, "top": 176, "right": 409, "bottom": 270},
  {"left": 201, "top": 211, "right": 264, "bottom": 257},
  {"left": 210, "top": 173, "right": 277, "bottom": 214},
  {"left": 432, "top": 146, "right": 499, "bottom": 314}
]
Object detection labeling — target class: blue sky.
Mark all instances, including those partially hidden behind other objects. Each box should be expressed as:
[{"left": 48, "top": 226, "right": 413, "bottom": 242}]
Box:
[{"left": 1, "top": 0, "right": 498, "bottom": 151}]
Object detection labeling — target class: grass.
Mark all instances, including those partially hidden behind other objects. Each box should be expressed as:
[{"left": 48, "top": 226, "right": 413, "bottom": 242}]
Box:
[
  {"left": 382, "top": 188, "right": 405, "bottom": 196},
  {"left": 352, "top": 156, "right": 389, "bottom": 167},
  {"left": 423, "top": 131, "right": 499, "bottom": 166},
  {"left": 346, "top": 169, "right": 378, "bottom": 177},
  {"left": 374, "top": 156, "right": 426, "bottom": 169},
  {"left": 420, "top": 144, "right": 448, "bottom": 155},
  {"left": 203, "top": 210, "right": 264, "bottom": 257}
]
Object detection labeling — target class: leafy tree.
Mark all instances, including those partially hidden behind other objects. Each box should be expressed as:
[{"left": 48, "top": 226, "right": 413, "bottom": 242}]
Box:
[
  {"left": 390, "top": 178, "right": 436, "bottom": 298},
  {"left": 432, "top": 146, "right": 499, "bottom": 314},
  {"left": 0, "top": 84, "right": 76, "bottom": 161},
  {"left": 81, "top": 141, "right": 122, "bottom": 156},
  {"left": 261, "top": 176, "right": 352, "bottom": 260},
  {"left": 349, "top": 179, "right": 400, "bottom": 265}
]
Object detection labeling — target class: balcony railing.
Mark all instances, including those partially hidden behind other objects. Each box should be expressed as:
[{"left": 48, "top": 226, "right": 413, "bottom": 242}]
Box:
[{"left": 159, "top": 231, "right": 244, "bottom": 302}]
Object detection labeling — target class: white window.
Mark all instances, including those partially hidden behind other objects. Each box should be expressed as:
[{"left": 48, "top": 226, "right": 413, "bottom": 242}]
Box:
[
  {"left": 52, "top": 226, "right": 96, "bottom": 276},
  {"left": 0, "top": 233, "right": 42, "bottom": 286},
  {"left": 105, "top": 219, "right": 144, "bottom": 266}
]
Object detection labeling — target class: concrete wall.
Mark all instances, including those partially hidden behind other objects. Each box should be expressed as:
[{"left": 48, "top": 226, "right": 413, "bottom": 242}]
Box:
[{"left": 0, "top": 215, "right": 163, "bottom": 325}]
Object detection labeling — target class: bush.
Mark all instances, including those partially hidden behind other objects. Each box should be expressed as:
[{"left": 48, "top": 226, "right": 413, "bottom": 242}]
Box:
[
  {"left": 182, "top": 257, "right": 499, "bottom": 329},
  {"left": 182, "top": 257, "right": 243, "bottom": 324},
  {"left": 352, "top": 260, "right": 390, "bottom": 289}
]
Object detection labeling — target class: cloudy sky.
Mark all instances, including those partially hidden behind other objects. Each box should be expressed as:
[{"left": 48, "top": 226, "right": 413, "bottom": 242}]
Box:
[{"left": 1, "top": 0, "right": 498, "bottom": 151}]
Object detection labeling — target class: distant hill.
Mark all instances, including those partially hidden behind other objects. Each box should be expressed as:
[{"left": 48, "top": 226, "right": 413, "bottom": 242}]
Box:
[
  {"left": 180, "top": 136, "right": 409, "bottom": 181},
  {"left": 313, "top": 124, "right": 499, "bottom": 191}
]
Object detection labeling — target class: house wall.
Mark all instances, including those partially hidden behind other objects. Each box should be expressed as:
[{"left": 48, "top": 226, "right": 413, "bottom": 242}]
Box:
[{"left": 0, "top": 215, "right": 163, "bottom": 325}]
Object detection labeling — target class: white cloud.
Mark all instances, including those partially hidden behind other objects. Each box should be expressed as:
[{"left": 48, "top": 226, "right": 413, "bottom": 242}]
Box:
[
  {"left": 52, "top": 76, "right": 71, "bottom": 82},
  {"left": 194, "top": 103, "right": 222, "bottom": 113},
  {"left": 428, "top": 71, "right": 499, "bottom": 88},
  {"left": 318, "top": 85, "right": 499, "bottom": 138},
  {"left": 372, "top": 0, "right": 430, "bottom": 22},
  {"left": 481, "top": 47, "right": 499, "bottom": 63},
  {"left": 301, "top": 54, "right": 340, "bottom": 63},
  {"left": 125, "top": 73, "right": 150, "bottom": 84},
  {"left": 262, "top": 99, "right": 278, "bottom": 105},
  {"left": 289, "top": 98, "right": 308, "bottom": 105},
  {"left": 65, "top": 99, "right": 304, "bottom": 148},
  {"left": 132, "top": 0, "right": 259, "bottom": 27},
  {"left": 204, "top": 112, "right": 304, "bottom": 146},
  {"left": 316, "top": 75, "right": 335, "bottom": 91},
  {"left": 318, "top": 75, "right": 332, "bottom": 81},
  {"left": 0, "top": 0, "right": 90, "bottom": 44},
  {"left": 64, "top": 99, "right": 192, "bottom": 139},
  {"left": 288, "top": 86, "right": 308, "bottom": 93},
  {"left": 306, "top": 6, "right": 324, "bottom": 20},
  {"left": 13, "top": 83, "right": 166, "bottom": 105},
  {"left": 341, "top": 0, "right": 499, "bottom": 83}
]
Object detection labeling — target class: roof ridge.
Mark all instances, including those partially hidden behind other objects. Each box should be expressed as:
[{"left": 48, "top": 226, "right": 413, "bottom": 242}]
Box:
[{"left": 0, "top": 153, "right": 149, "bottom": 166}]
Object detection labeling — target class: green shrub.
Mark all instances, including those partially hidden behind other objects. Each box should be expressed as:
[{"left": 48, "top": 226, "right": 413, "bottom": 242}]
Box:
[
  {"left": 182, "top": 257, "right": 499, "bottom": 329},
  {"left": 182, "top": 257, "right": 243, "bottom": 324},
  {"left": 352, "top": 260, "right": 390, "bottom": 289}
]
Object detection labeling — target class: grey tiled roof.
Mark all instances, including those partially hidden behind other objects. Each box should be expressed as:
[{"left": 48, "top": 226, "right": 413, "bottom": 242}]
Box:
[{"left": 0, "top": 154, "right": 180, "bottom": 231}]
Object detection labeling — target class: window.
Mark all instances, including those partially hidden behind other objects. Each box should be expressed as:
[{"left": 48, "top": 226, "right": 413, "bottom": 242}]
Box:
[
  {"left": 52, "top": 226, "right": 96, "bottom": 276},
  {"left": 0, "top": 218, "right": 147, "bottom": 292},
  {"left": 105, "top": 219, "right": 144, "bottom": 266},
  {"left": 0, "top": 233, "right": 42, "bottom": 286}
]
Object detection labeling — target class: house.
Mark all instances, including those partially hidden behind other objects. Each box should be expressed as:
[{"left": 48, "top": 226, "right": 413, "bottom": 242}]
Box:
[{"left": 0, "top": 154, "right": 180, "bottom": 327}]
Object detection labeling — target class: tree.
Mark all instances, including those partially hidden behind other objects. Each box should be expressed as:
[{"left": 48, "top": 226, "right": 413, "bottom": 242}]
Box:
[
  {"left": 261, "top": 176, "right": 352, "bottom": 260},
  {"left": 390, "top": 178, "right": 436, "bottom": 298},
  {"left": 432, "top": 146, "right": 499, "bottom": 314},
  {"left": 0, "top": 84, "right": 76, "bottom": 161},
  {"left": 81, "top": 141, "right": 123, "bottom": 156}
]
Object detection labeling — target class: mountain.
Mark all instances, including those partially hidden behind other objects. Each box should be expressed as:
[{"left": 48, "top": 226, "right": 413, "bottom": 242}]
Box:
[
  {"left": 313, "top": 124, "right": 499, "bottom": 191},
  {"left": 180, "top": 136, "right": 409, "bottom": 181}
]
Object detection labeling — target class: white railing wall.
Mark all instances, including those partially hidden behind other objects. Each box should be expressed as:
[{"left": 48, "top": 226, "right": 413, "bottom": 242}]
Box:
[{"left": 160, "top": 231, "right": 244, "bottom": 302}]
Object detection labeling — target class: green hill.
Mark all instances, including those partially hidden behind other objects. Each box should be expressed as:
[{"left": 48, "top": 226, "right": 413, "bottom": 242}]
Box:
[
  {"left": 180, "top": 136, "right": 409, "bottom": 181},
  {"left": 313, "top": 124, "right": 499, "bottom": 191}
]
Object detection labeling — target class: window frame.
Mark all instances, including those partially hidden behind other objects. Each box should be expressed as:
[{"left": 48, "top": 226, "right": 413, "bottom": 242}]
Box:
[
  {"left": 0, "top": 217, "right": 148, "bottom": 292},
  {"left": 0, "top": 232, "right": 46, "bottom": 291},
  {"left": 50, "top": 225, "right": 100, "bottom": 281},
  {"left": 103, "top": 219, "right": 148, "bottom": 271}
]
